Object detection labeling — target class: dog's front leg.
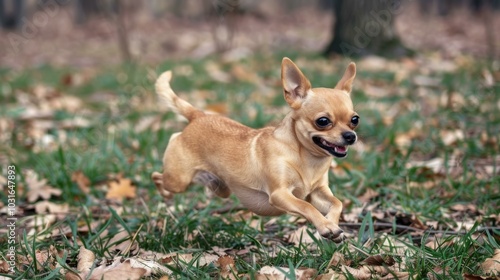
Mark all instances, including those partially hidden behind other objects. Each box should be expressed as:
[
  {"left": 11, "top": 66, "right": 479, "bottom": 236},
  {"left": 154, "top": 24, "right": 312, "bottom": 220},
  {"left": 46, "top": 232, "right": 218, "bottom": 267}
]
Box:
[
  {"left": 309, "top": 185, "right": 343, "bottom": 226},
  {"left": 269, "top": 189, "right": 344, "bottom": 242}
]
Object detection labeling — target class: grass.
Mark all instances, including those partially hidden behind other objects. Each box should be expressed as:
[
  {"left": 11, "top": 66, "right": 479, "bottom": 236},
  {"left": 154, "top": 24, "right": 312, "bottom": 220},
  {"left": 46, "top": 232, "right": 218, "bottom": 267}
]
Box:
[{"left": 0, "top": 52, "right": 499, "bottom": 279}]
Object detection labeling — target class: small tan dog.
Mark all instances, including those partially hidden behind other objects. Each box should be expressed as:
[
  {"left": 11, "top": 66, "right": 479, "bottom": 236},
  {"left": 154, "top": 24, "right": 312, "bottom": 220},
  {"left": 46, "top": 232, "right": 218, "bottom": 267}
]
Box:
[{"left": 152, "top": 58, "right": 358, "bottom": 242}]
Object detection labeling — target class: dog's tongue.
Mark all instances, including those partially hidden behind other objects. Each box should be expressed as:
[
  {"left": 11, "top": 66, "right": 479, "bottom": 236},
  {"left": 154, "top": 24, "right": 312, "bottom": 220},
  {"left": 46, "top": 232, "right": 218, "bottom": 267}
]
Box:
[
  {"left": 335, "top": 146, "right": 347, "bottom": 153},
  {"left": 320, "top": 139, "right": 348, "bottom": 153}
]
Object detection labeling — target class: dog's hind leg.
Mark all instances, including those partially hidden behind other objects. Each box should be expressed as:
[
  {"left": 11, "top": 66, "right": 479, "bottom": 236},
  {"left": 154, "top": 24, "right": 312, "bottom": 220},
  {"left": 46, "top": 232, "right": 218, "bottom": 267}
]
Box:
[
  {"left": 194, "top": 171, "right": 231, "bottom": 198},
  {"left": 153, "top": 132, "right": 197, "bottom": 198}
]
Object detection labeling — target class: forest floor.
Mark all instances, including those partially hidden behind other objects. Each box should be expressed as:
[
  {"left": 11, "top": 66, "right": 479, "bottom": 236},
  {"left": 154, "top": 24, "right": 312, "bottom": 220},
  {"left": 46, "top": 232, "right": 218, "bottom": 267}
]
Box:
[{"left": 0, "top": 2, "right": 499, "bottom": 280}]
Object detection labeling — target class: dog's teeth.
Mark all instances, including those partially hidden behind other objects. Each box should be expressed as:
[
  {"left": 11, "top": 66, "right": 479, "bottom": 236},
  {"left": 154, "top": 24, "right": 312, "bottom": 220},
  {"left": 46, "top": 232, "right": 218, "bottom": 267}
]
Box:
[{"left": 335, "top": 146, "right": 347, "bottom": 153}]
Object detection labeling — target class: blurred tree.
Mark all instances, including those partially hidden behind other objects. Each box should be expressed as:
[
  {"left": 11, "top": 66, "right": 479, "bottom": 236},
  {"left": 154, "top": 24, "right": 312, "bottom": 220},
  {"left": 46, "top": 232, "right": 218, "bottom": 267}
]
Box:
[
  {"left": 419, "top": 0, "right": 455, "bottom": 16},
  {"left": 75, "top": 0, "right": 118, "bottom": 24},
  {"left": 75, "top": 0, "right": 131, "bottom": 62},
  {"left": 0, "top": 0, "right": 24, "bottom": 29},
  {"left": 323, "top": 0, "right": 412, "bottom": 58}
]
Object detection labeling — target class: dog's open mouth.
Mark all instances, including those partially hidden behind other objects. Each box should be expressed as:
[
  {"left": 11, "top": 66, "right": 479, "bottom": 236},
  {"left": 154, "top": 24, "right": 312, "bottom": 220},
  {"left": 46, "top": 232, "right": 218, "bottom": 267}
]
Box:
[{"left": 312, "top": 136, "right": 348, "bottom": 158}]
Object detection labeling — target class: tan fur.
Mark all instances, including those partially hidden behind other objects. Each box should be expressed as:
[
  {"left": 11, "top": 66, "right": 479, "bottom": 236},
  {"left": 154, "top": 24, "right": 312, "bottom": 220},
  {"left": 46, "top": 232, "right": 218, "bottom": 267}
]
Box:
[{"left": 152, "top": 58, "right": 359, "bottom": 242}]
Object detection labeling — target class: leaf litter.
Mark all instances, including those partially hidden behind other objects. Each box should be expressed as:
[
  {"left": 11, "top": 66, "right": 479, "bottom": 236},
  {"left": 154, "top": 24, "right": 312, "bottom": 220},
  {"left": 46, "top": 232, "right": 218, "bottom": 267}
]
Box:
[
  {"left": 1, "top": 40, "right": 499, "bottom": 278},
  {"left": 105, "top": 177, "right": 137, "bottom": 202},
  {"left": 24, "top": 170, "right": 62, "bottom": 203}
]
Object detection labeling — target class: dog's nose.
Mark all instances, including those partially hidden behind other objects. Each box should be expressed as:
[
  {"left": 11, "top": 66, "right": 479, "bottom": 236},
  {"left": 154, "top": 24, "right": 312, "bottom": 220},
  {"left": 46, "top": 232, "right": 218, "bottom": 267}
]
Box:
[{"left": 342, "top": 131, "right": 357, "bottom": 144}]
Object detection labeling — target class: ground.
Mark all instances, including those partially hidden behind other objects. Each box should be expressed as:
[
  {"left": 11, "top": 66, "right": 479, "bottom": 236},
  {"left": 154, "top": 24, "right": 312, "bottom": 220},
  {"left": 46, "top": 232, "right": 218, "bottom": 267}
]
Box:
[{"left": 0, "top": 2, "right": 499, "bottom": 279}]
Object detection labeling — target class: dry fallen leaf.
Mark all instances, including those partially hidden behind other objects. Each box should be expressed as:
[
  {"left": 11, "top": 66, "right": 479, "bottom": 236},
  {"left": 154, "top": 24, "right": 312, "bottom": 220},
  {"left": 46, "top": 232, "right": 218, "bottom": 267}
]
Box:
[
  {"left": 406, "top": 214, "right": 428, "bottom": 230},
  {"left": 26, "top": 214, "right": 56, "bottom": 234},
  {"left": 462, "top": 273, "right": 499, "bottom": 280},
  {"left": 106, "top": 178, "right": 136, "bottom": 201},
  {"left": 343, "top": 205, "right": 364, "bottom": 223},
  {"left": 231, "top": 210, "right": 262, "bottom": 230},
  {"left": 257, "top": 266, "right": 317, "bottom": 280},
  {"left": 450, "top": 203, "right": 478, "bottom": 213},
  {"left": 383, "top": 271, "right": 411, "bottom": 280},
  {"left": 50, "top": 96, "right": 84, "bottom": 112},
  {"left": 77, "top": 246, "right": 95, "bottom": 272},
  {"left": 230, "top": 64, "right": 261, "bottom": 83},
  {"left": 34, "top": 201, "right": 69, "bottom": 216},
  {"left": 394, "top": 130, "right": 417, "bottom": 150},
  {"left": 136, "top": 249, "right": 173, "bottom": 263},
  {"left": 482, "top": 69, "right": 495, "bottom": 87},
  {"left": 408, "top": 180, "right": 438, "bottom": 189},
  {"left": 134, "top": 115, "right": 161, "bottom": 133},
  {"left": 34, "top": 249, "right": 50, "bottom": 270},
  {"left": 327, "top": 252, "right": 346, "bottom": 268},
  {"left": 362, "top": 255, "right": 395, "bottom": 266},
  {"left": 316, "top": 268, "right": 347, "bottom": 280},
  {"left": 31, "top": 246, "right": 62, "bottom": 271},
  {"left": 0, "top": 259, "right": 10, "bottom": 273},
  {"left": 340, "top": 264, "right": 409, "bottom": 280},
  {"left": 71, "top": 171, "right": 91, "bottom": 194},
  {"left": 205, "top": 102, "right": 229, "bottom": 115},
  {"left": 58, "top": 117, "right": 91, "bottom": 129},
  {"left": 405, "top": 158, "right": 445, "bottom": 174},
  {"left": 61, "top": 72, "right": 86, "bottom": 87},
  {"left": 440, "top": 129, "right": 464, "bottom": 146},
  {"left": 286, "top": 225, "right": 321, "bottom": 246},
  {"left": 127, "top": 258, "right": 171, "bottom": 276},
  {"left": 342, "top": 265, "right": 375, "bottom": 280},
  {"left": 25, "top": 170, "right": 62, "bottom": 203},
  {"left": 425, "top": 236, "right": 457, "bottom": 250},
  {"left": 17, "top": 106, "right": 54, "bottom": 121},
  {"left": 159, "top": 252, "right": 219, "bottom": 268},
  {"left": 87, "top": 258, "right": 147, "bottom": 280},
  {"left": 216, "top": 255, "right": 238, "bottom": 279},
  {"left": 205, "top": 61, "right": 231, "bottom": 83},
  {"left": 0, "top": 175, "right": 6, "bottom": 191},
  {"left": 428, "top": 266, "right": 451, "bottom": 280},
  {"left": 481, "top": 249, "right": 500, "bottom": 276},
  {"left": 106, "top": 230, "right": 139, "bottom": 256},
  {"left": 412, "top": 75, "right": 441, "bottom": 87},
  {"left": 379, "top": 234, "right": 409, "bottom": 256},
  {"left": 358, "top": 188, "right": 379, "bottom": 204}
]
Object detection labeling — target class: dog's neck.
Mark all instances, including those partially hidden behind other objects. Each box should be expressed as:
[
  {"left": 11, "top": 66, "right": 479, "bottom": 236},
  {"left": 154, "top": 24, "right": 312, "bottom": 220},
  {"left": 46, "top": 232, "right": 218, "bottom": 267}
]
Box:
[{"left": 273, "top": 113, "right": 332, "bottom": 168}]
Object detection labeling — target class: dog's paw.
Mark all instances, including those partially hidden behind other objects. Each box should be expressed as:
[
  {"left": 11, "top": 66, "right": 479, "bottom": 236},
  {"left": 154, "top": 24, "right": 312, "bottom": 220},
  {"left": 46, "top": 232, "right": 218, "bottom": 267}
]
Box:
[
  {"left": 331, "top": 231, "right": 346, "bottom": 243},
  {"left": 152, "top": 172, "right": 173, "bottom": 199},
  {"left": 158, "top": 188, "right": 174, "bottom": 199},
  {"left": 320, "top": 227, "right": 345, "bottom": 243}
]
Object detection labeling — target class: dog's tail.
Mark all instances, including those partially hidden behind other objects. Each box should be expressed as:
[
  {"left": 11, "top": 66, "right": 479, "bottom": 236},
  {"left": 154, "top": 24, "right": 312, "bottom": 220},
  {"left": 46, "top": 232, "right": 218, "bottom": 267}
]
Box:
[{"left": 155, "top": 71, "right": 204, "bottom": 122}]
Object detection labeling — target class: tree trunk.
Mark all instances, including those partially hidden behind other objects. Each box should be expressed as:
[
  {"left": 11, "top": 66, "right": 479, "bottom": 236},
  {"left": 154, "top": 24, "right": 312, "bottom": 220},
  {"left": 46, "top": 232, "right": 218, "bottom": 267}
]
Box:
[
  {"left": 323, "top": 0, "right": 412, "bottom": 58},
  {"left": 115, "top": 0, "right": 132, "bottom": 63},
  {"left": 0, "top": 0, "right": 24, "bottom": 29}
]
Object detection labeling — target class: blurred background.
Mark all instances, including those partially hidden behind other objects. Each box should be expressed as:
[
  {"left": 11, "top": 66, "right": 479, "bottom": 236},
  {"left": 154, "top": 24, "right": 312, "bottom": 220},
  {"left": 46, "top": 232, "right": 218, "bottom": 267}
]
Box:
[{"left": 0, "top": 0, "right": 499, "bottom": 69}]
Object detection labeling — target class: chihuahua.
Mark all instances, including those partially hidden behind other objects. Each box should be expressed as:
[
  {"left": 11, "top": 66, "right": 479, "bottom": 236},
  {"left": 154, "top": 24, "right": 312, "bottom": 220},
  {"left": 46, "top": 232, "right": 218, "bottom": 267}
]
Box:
[{"left": 152, "top": 58, "right": 358, "bottom": 242}]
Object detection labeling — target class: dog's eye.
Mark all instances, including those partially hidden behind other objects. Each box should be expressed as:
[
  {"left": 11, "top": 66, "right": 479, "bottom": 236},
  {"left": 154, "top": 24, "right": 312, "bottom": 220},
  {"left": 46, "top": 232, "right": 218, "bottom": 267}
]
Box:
[
  {"left": 315, "top": 117, "right": 332, "bottom": 128},
  {"left": 351, "top": 116, "right": 360, "bottom": 126}
]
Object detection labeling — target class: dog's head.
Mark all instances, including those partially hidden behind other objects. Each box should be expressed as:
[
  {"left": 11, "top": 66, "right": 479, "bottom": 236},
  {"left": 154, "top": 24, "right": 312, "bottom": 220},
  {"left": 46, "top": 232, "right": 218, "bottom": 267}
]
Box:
[{"left": 281, "top": 57, "right": 359, "bottom": 158}]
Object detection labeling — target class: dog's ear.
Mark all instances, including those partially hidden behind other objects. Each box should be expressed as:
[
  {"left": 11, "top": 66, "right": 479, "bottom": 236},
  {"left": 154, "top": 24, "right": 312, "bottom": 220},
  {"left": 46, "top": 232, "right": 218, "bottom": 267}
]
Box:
[
  {"left": 335, "top": 62, "right": 356, "bottom": 94},
  {"left": 281, "top": 57, "right": 312, "bottom": 109}
]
